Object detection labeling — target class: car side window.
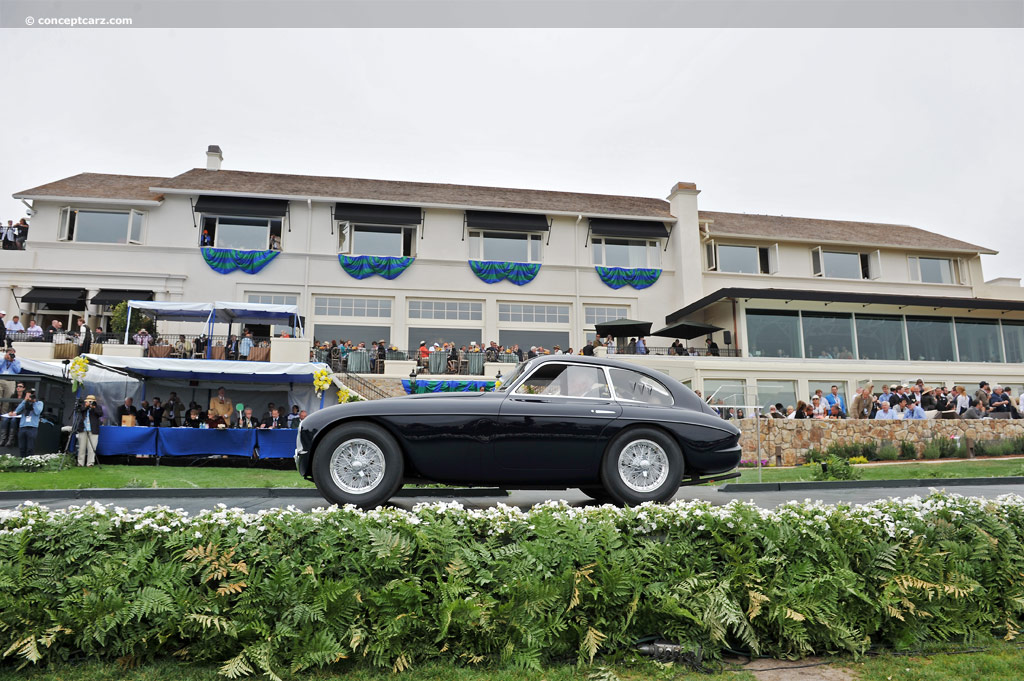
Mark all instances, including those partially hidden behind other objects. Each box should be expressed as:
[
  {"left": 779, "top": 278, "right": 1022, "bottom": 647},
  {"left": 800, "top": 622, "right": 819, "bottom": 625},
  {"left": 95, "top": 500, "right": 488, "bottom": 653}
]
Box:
[
  {"left": 515, "top": 364, "right": 611, "bottom": 398},
  {"left": 609, "top": 368, "right": 673, "bottom": 406}
]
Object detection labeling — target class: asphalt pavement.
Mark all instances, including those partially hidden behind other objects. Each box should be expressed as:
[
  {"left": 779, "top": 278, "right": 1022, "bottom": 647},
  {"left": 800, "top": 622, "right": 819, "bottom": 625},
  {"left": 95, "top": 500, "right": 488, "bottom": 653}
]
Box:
[{"left": 3, "top": 482, "right": 1024, "bottom": 515}]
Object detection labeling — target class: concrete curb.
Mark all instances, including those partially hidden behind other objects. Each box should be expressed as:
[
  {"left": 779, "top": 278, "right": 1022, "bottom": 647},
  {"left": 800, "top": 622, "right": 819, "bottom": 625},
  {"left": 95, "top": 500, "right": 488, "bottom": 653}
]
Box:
[
  {"left": 0, "top": 487, "right": 510, "bottom": 501},
  {"left": 720, "top": 477, "right": 1024, "bottom": 492}
]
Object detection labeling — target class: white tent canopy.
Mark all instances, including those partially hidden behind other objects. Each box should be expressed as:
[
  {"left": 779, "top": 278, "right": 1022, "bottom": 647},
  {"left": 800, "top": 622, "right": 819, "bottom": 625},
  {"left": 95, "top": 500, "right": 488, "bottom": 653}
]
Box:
[
  {"left": 17, "top": 357, "right": 144, "bottom": 416},
  {"left": 125, "top": 300, "right": 304, "bottom": 346}
]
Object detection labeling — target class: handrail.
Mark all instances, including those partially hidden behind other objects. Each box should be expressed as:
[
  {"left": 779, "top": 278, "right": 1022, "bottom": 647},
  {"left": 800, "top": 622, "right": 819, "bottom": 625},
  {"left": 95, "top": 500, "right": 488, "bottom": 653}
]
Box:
[{"left": 341, "top": 372, "right": 390, "bottom": 401}]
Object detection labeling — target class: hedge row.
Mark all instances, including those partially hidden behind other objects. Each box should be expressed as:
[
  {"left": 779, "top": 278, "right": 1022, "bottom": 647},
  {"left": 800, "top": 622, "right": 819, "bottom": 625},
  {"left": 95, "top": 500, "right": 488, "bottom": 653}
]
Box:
[{"left": 2, "top": 494, "right": 1024, "bottom": 677}]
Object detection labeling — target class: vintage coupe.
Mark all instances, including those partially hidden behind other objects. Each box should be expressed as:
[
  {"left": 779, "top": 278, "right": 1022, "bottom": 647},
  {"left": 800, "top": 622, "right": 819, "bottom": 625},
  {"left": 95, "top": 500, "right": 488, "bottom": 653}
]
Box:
[{"left": 296, "top": 355, "right": 742, "bottom": 507}]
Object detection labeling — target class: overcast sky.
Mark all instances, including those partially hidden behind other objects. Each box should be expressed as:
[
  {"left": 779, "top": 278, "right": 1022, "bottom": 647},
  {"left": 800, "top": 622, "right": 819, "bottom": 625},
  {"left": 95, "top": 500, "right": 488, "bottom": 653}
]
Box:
[{"left": 1, "top": 29, "right": 1021, "bottom": 279}]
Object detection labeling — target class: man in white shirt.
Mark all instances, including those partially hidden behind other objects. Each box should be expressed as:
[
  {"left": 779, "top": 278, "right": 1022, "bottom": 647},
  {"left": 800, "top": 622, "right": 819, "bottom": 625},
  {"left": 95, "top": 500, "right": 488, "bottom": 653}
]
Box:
[
  {"left": 5, "top": 315, "right": 24, "bottom": 333},
  {"left": 25, "top": 320, "right": 43, "bottom": 339},
  {"left": 874, "top": 401, "right": 899, "bottom": 420}
]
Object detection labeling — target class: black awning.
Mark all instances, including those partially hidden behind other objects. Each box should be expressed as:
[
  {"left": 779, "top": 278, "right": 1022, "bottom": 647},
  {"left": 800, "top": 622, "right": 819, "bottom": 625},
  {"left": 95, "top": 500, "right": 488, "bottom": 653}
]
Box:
[
  {"left": 334, "top": 202, "right": 422, "bottom": 226},
  {"left": 193, "top": 195, "right": 289, "bottom": 218},
  {"left": 90, "top": 289, "right": 155, "bottom": 306},
  {"left": 465, "top": 210, "right": 549, "bottom": 232},
  {"left": 21, "top": 287, "right": 88, "bottom": 310},
  {"left": 589, "top": 218, "right": 669, "bottom": 239}
]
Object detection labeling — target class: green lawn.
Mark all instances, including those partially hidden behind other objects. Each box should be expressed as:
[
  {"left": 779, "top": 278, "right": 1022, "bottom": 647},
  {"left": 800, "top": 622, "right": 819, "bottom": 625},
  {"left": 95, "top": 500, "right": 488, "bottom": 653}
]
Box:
[
  {"left": 851, "top": 642, "right": 1024, "bottom": 681},
  {"left": 0, "top": 464, "right": 314, "bottom": 491},
  {"left": 1, "top": 457, "right": 1023, "bottom": 492},
  {"left": 733, "top": 457, "right": 1024, "bottom": 484}
]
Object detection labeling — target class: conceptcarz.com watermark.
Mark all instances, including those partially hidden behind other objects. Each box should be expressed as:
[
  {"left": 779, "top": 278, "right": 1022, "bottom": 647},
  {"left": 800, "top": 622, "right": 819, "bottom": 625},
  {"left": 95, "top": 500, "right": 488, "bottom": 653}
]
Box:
[{"left": 25, "top": 15, "right": 133, "bottom": 27}]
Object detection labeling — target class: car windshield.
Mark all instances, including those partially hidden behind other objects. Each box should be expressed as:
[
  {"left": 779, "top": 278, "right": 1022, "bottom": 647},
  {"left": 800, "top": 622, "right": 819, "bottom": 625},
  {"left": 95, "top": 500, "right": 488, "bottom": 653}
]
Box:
[{"left": 495, "top": 361, "right": 530, "bottom": 391}]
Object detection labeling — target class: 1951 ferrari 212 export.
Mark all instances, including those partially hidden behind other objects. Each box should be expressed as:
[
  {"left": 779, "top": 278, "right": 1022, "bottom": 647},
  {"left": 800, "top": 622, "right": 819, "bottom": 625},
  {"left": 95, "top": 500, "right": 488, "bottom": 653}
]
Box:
[{"left": 296, "top": 355, "right": 742, "bottom": 507}]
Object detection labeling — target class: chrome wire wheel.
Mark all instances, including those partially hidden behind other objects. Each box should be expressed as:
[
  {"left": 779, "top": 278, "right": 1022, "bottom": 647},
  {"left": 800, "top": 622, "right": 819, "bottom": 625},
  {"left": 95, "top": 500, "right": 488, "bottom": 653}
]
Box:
[
  {"left": 329, "top": 438, "right": 386, "bottom": 495},
  {"left": 617, "top": 439, "right": 669, "bottom": 493}
]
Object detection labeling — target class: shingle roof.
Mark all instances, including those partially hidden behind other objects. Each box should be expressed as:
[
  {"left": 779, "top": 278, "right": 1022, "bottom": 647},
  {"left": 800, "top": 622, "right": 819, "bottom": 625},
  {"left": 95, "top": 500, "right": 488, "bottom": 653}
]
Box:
[
  {"left": 699, "top": 210, "right": 995, "bottom": 255},
  {"left": 14, "top": 173, "right": 168, "bottom": 203},
  {"left": 151, "top": 169, "right": 674, "bottom": 219}
]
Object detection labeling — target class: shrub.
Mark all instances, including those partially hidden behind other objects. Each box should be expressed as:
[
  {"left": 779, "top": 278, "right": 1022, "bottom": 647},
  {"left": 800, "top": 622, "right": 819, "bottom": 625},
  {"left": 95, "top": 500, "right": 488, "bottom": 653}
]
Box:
[
  {"left": 936, "top": 437, "right": 964, "bottom": 459},
  {"left": 898, "top": 441, "right": 917, "bottom": 460},
  {"left": 974, "top": 440, "right": 1018, "bottom": 457},
  {"left": 4, "top": 495, "right": 1024, "bottom": 674},
  {"left": 805, "top": 447, "right": 826, "bottom": 463},
  {"left": 848, "top": 456, "right": 869, "bottom": 465},
  {"left": 921, "top": 442, "right": 942, "bottom": 460},
  {"left": 876, "top": 445, "right": 900, "bottom": 461},
  {"left": 811, "top": 455, "right": 861, "bottom": 481},
  {"left": 0, "top": 453, "right": 65, "bottom": 473},
  {"left": 738, "top": 459, "right": 769, "bottom": 468}
]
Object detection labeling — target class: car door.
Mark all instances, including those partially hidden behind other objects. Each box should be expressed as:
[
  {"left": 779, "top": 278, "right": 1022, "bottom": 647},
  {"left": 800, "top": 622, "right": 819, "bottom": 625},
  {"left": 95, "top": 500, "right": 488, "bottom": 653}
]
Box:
[{"left": 494, "top": 362, "right": 622, "bottom": 482}]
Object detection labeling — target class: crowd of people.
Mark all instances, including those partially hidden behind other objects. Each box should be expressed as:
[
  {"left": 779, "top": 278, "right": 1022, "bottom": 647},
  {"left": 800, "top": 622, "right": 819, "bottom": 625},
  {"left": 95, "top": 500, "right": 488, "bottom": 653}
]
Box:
[
  {"left": 746, "top": 379, "right": 1024, "bottom": 421},
  {"left": 0, "top": 219, "right": 29, "bottom": 250}
]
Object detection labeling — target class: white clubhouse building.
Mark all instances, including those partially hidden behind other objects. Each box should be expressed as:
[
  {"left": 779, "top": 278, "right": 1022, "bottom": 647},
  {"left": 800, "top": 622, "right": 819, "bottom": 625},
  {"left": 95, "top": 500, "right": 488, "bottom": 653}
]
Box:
[{"left": 5, "top": 145, "right": 1024, "bottom": 408}]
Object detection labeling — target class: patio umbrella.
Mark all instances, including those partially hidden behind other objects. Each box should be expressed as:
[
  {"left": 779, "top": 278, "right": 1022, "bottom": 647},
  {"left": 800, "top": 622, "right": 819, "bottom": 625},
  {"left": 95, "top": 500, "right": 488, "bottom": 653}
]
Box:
[
  {"left": 650, "top": 320, "right": 723, "bottom": 340},
  {"left": 593, "top": 318, "right": 653, "bottom": 338}
]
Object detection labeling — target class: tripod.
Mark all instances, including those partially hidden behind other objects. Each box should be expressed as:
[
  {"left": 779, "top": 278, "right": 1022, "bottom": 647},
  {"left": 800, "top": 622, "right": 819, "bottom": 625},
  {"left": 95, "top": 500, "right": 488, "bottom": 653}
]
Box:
[{"left": 58, "top": 399, "right": 84, "bottom": 472}]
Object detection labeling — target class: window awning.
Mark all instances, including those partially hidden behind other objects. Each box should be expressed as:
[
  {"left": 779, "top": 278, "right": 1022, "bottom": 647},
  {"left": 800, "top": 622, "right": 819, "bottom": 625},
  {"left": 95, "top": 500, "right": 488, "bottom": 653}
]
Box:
[
  {"left": 589, "top": 218, "right": 669, "bottom": 239},
  {"left": 193, "top": 195, "right": 288, "bottom": 218},
  {"left": 465, "top": 210, "right": 549, "bottom": 233},
  {"left": 20, "top": 287, "right": 89, "bottom": 310},
  {"left": 333, "top": 202, "right": 422, "bottom": 226},
  {"left": 90, "top": 289, "right": 155, "bottom": 306}
]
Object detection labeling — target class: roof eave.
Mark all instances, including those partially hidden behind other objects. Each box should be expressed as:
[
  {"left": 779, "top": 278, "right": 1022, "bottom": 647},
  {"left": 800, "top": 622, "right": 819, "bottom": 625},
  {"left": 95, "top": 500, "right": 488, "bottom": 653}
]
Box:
[
  {"left": 148, "top": 186, "right": 676, "bottom": 222},
  {"left": 706, "top": 230, "right": 997, "bottom": 256},
  {"left": 13, "top": 193, "right": 164, "bottom": 207}
]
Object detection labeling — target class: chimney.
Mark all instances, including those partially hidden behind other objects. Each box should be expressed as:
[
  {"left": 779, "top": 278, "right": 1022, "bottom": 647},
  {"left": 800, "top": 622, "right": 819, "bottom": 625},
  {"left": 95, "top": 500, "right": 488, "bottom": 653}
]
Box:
[{"left": 206, "top": 145, "right": 223, "bottom": 171}]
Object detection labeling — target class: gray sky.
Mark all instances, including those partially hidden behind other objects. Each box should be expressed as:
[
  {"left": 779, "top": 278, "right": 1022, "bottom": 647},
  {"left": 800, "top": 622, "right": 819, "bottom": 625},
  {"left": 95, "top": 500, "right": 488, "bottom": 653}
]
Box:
[{"left": 1, "top": 29, "right": 1021, "bottom": 279}]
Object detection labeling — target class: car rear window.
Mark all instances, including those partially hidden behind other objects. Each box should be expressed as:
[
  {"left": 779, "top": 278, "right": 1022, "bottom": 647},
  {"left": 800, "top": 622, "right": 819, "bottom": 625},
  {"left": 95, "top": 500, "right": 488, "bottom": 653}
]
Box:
[{"left": 609, "top": 368, "right": 673, "bottom": 406}]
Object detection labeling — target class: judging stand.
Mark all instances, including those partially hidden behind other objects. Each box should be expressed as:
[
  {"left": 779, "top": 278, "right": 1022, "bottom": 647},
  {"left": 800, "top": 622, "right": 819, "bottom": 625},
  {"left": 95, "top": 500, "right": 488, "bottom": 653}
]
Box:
[{"left": 86, "top": 355, "right": 328, "bottom": 460}]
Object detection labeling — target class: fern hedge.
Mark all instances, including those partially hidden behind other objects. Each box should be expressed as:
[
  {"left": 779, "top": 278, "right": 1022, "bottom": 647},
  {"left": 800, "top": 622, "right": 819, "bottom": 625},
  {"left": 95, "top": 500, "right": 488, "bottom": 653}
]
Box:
[{"left": 2, "top": 494, "right": 1024, "bottom": 677}]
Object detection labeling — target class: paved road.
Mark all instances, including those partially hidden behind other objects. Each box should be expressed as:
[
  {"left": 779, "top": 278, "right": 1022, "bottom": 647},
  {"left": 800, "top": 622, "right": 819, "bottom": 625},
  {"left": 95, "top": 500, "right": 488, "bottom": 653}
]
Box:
[{"left": 3, "top": 483, "right": 1024, "bottom": 515}]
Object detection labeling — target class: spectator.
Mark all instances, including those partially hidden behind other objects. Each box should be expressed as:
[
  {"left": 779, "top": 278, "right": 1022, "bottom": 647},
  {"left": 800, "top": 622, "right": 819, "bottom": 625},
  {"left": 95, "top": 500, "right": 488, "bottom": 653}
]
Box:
[
  {"left": 184, "top": 408, "right": 204, "bottom": 428},
  {"left": 768, "top": 405, "right": 784, "bottom": 419},
  {"left": 954, "top": 385, "right": 972, "bottom": 416},
  {"left": 975, "top": 381, "right": 991, "bottom": 412},
  {"left": 76, "top": 317, "right": 92, "bottom": 354},
  {"left": 193, "top": 334, "right": 208, "bottom": 357},
  {"left": 14, "top": 388, "right": 43, "bottom": 456},
  {"left": 902, "top": 399, "right": 926, "bottom": 420},
  {"left": 286, "top": 405, "right": 301, "bottom": 428},
  {"left": 209, "top": 387, "right": 233, "bottom": 419},
  {"left": 75, "top": 395, "right": 102, "bottom": 467},
  {"left": 0, "top": 381, "right": 26, "bottom": 446},
  {"left": 5, "top": 315, "right": 24, "bottom": 335},
  {"left": 136, "top": 401, "right": 151, "bottom": 427},
  {"left": 785, "top": 405, "right": 796, "bottom": 418},
  {"left": 793, "top": 400, "right": 808, "bottom": 419},
  {"left": 989, "top": 385, "right": 1011, "bottom": 415},
  {"left": 260, "top": 407, "right": 286, "bottom": 429},
  {"left": 705, "top": 337, "right": 720, "bottom": 356},
  {"left": 239, "top": 329, "right": 253, "bottom": 361},
  {"left": 24, "top": 319, "right": 42, "bottom": 340},
  {"left": 0, "top": 348, "right": 21, "bottom": 402},
  {"left": 851, "top": 386, "right": 872, "bottom": 419},
  {"left": 15, "top": 219, "right": 28, "bottom": 249},
  {"left": 1004, "top": 387, "right": 1022, "bottom": 419},
  {"left": 824, "top": 385, "right": 846, "bottom": 414},
  {"left": 874, "top": 400, "right": 898, "bottom": 420},
  {"left": 164, "top": 392, "right": 185, "bottom": 426},
  {"left": 0, "top": 221, "right": 15, "bottom": 250},
  {"left": 811, "top": 395, "right": 827, "bottom": 419},
  {"left": 206, "top": 408, "right": 228, "bottom": 429},
  {"left": 828, "top": 404, "right": 845, "bottom": 419},
  {"left": 581, "top": 340, "right": 595, "bottom": 357},
  {"left": 635, "top": 336, "right": 647, "bottom": 355},
  {"left": 920, "top": 386, "right": 938, "bottom": 412},
  {"left": 133, "top": 328, "right": 152, "bottom": 350},
  {"left": 148, "top": 397, "right": 165, "bottom": 427},
  {"left": 626, "top": 338, "right": 637, "bottom": 354},
  {"left": 669, "top": 339, "right": 683, "bottom": 355}
]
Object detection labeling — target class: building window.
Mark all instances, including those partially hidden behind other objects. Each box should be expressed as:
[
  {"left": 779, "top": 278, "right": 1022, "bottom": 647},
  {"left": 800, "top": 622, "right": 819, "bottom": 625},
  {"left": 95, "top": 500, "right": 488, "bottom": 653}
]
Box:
[
  {"left": 908, "top": 256, "right": 965, "bottom": 285},
  {"left": 746, "top": 309, "right": 800, "bottom": 358},
  {"left": 811, "top": 248, "right": 880, "bottom": 279},
  {"left": 706, "top": 242, "right": 778, "bottom": 274},
  {"left": 338, "top": 222, "right": 416, "bottom": 257},
  {"left": 808, "top": 380, "right": 847, "bottom": 410},
  {"left": 905, "top": 316, "right": 956, "bottom": 361},
  {"left": 314, "top": 296, "right": 392, "bottom": 319},
  {"left": 756, "top": 380, "right": 798, "bottom": 412},
  {"left": 1003, "top": 322, "right": 1024, "bottom": 364},
  {"left": 469, "top": 231, "right": 542, "bottom": 263},
  {"left": 855, "top": 314, "right": 907, "bottom": 361},
  {"left": 201, "top": 215, "right": 282, "bottom": 251},
  {"left": 59, "top": 208, "right": 145, "bottom": 244},
  {"left": 955, "top": 319, "right": 1003, "bottom": 363},
  {"left": 703, "top": 379, "right": 746, "bottom": 407},
  {"left": 801, "top": 312, "right": 854, "bottom": 359},
  {"left": 592, "top": 238, "right": 661, "bottom": 269},
  {"left": 409, "top": 300, "right": 482, "bottom": 321},
  {"left": 247, "top": 293, "right": 297, "bottom": 307},
  {"left": 584, "top": 306, "right": 630, "bottom": 326},
  {"left": 499, "top": 303, "right": 569, "bottom": 324}
]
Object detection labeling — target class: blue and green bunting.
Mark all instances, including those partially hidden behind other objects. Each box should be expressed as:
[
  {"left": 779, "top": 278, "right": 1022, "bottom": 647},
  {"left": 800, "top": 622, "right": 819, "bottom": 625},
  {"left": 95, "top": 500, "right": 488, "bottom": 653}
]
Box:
[
  {"left": 469, "top": 260, "right": 541, "bottom": 286},
  {"left": 339, "top": 255, "right": 415, "bottom": 280},
  {"left": 201, "top": 248, "right": 280, "bottom": 275},
  {"left": 402, "top": 379, "right": 495, "bottom": 394},
  {"left": 595, "top": 266, "right": 661, "bottom": 290}
]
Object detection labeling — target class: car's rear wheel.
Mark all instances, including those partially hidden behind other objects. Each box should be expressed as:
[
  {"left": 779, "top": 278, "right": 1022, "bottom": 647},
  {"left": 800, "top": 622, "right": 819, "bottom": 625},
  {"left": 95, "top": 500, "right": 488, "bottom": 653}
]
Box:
[
  {"left": 312, "top": 422, "right": 403, "bottom": 508},
  {"left": 600, "top": 427, "right": 683, "bottom": 505}
]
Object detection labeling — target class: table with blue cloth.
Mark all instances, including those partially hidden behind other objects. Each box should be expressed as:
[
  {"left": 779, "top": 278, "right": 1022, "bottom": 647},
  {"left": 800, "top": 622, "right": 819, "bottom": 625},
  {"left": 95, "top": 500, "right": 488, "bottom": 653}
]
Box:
[
  {"left": 157, "top": 427, "right": 256, "bottom": 457},
  {"left": 347, "top": 349, "right": 371, "bottom": 373},
  {"left": 466, "top": 352, "right": 485, "bottom": 375},
  {"left": 428, "top": 350, "right": 448, "bottom": 374},
  {"left": 96, "top": 426, "right": 158, "bottom": 456},
  {"left": 256, "top": 429, "right": 297, "bottom": 459}
]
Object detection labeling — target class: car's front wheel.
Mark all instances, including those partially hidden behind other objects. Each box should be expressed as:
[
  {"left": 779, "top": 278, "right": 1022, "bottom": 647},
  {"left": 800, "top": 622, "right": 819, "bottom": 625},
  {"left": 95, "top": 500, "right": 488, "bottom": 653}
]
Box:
[
  {"left": 311, "top": 422, "right": 404, "bottom": 508},
  {"left": 600, "top": 427, "right": 683, "bottom": 505}
]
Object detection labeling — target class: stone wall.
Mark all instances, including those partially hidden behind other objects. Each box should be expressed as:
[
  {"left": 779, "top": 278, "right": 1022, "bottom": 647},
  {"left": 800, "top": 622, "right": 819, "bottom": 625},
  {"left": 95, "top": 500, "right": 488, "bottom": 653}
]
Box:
[{"left": 737, "top": 419, "right": 1024, "bottom": 465}]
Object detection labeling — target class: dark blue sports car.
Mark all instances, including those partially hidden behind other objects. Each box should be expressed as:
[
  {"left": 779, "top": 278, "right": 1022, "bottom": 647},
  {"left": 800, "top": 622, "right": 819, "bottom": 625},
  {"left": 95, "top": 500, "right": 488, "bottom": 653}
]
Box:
[{"left": 296, "top": 355, "right": 742, "bottom": 507}]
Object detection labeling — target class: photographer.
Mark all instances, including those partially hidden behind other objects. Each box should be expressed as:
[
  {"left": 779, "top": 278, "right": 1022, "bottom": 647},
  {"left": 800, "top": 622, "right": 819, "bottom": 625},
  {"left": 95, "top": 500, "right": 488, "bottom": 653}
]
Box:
[
  {"left": 13, "top": 389, "right": 43, "bottom": 457},
  {"left": 76, "top": 395, "right": 102, "bottom": 467},
  {"left": 0, "top": 348, "right": 21, "bottom": 401}
]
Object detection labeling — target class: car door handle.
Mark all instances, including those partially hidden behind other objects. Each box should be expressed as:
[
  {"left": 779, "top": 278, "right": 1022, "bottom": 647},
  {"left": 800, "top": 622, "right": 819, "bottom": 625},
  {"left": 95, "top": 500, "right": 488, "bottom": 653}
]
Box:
[{"left": 590, "top": 409, "right": 616, "bottom": 414}]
